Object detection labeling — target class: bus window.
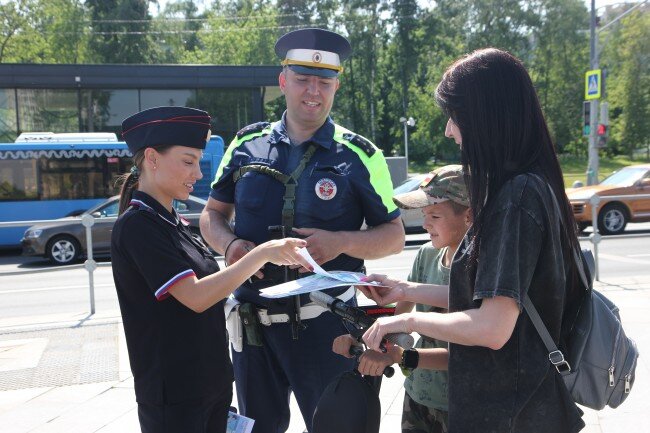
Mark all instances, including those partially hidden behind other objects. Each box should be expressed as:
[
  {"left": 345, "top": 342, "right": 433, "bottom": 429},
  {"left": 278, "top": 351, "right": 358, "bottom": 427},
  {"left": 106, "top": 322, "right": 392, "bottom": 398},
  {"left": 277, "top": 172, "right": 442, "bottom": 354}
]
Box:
[{"left": 0, "top": 159, "right": 38, "bottom": 200}]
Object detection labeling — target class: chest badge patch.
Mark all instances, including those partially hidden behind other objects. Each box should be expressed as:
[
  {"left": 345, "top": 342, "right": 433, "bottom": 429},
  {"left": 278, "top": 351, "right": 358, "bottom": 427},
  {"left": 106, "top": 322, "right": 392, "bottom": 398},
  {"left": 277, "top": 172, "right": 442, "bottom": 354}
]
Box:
[{"left": 315, "top": 178, "right": 337, "bottom": 200}]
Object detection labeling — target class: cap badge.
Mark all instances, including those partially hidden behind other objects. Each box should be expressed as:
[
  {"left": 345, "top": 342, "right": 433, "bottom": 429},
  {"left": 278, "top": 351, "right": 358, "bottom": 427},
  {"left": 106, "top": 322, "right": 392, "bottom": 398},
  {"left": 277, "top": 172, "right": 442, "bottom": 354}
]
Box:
[
  {"left": 315, "top": 178, "right": 337, "bottom": 200},
  {"left": 312, "top": 51, "right": 322, "bottom": 63}
]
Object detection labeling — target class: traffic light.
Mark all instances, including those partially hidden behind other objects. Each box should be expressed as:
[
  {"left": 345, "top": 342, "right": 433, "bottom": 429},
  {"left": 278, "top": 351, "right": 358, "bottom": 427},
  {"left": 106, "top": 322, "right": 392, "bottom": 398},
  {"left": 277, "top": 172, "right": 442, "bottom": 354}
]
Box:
[
  {"left": 597, "top": 102, "right": 609, "bottom": 148},
  {"left": 583, "top": 101, "right": 591, "bottom": 136}
]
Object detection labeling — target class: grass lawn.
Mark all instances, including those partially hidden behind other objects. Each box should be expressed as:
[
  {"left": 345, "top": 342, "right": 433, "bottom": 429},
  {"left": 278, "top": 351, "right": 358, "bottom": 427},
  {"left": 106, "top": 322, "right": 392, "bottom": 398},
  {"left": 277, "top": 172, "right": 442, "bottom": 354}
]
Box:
[{"left": 410, "top": 154, "right": 650, "bottom": 188}]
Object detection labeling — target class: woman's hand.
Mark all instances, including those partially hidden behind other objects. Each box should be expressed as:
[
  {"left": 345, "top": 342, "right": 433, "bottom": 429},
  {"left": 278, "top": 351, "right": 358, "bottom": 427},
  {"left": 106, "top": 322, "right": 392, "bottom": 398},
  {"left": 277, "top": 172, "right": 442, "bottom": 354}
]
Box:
[
  {"left": 332, "top": 334, "right": 358, "bottom": 358},
  {"left": 358, "top": 345, "right": 401, "bottom": 376},
  {"left": 362, "top": 315, "right": 412, "bottom": 352},
  {"left": 356, "top": 274, "right": 409, "bottom": 306},
  {"left": 259, "top": 238, "right": 312, "bottom": 271}
]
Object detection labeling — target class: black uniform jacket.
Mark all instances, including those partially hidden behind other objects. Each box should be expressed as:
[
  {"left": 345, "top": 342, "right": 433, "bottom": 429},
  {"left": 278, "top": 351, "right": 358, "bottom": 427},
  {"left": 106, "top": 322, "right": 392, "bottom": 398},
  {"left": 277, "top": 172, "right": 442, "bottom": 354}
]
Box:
[{"left": 111, "top": 190, "right": 233, "bottom": 405}]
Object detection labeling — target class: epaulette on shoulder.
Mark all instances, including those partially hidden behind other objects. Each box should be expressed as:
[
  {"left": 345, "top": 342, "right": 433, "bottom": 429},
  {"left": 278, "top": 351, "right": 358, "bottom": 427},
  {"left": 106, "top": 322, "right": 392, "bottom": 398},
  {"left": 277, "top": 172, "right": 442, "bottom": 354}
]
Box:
[
  {"left": 342, "top": 133, "right": 376, "bottom": 157},
  {"left": 236, "top": 122, "right": 271, "bottom": 139}
]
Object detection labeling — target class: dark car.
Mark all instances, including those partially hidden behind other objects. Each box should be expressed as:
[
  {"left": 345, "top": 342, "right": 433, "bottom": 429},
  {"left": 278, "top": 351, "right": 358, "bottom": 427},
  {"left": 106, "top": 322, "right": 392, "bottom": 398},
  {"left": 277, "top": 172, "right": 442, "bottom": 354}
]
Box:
[
  {"left": 393, "top": 174, "right": 428, "bottom": 233},
  {"left": 22, "top": 195, "right": 207, "bottom": 265}
]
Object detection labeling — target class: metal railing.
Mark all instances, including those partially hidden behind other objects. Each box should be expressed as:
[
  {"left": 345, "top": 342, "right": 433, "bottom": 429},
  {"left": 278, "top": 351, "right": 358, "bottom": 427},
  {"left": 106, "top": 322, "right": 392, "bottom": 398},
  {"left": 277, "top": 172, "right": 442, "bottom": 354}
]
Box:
[
  {"left": 0, "top": 213, "right": 203, "bottom": 314},
  {"left": 2, "top": 193, "right": 650, "bottom": 309},
  {"left": 585, "top": 193, "right": 650, "bottom": 281}
]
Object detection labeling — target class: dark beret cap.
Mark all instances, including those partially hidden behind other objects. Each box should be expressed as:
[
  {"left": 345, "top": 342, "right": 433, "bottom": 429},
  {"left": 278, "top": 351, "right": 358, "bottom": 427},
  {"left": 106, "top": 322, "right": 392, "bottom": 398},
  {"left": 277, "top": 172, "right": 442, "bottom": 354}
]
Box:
[{"left": 121, "top": 106, "right": 211, "bottom": 154}]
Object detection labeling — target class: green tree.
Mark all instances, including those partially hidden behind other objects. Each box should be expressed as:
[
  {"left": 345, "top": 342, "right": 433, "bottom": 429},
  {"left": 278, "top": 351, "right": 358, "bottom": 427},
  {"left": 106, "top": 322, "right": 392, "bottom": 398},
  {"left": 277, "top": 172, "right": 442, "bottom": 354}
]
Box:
[
  {"left": 86, "top": 0, "right": 159, "bottom": 63},
  {"left": 601, "top": 9, "right": 649, "bottom": 156},
  {"left": 0, "top": 0, "right": 89, "bottom": 63},
  {"left": 153, "top": 0, "right": 205, "bottom": 62},
  {"left": 529, "top": 0, "right": 588, "bottom": 151},
  {"left": 0, "top": 0, "right": 31, "bottom": 63},
  {"left": 185, "top": 1, "right": 279, "bottom": 65}
]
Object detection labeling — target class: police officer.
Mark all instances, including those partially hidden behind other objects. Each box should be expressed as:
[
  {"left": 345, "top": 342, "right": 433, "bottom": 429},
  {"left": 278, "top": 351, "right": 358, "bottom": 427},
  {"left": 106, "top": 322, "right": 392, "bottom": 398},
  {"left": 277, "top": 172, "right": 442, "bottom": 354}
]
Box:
[
  {"left": 200, "top": 29, "right": 405, "bottom": 432},
  {"left": 111, "top": 106, "right": 310, "bottom": 433}
]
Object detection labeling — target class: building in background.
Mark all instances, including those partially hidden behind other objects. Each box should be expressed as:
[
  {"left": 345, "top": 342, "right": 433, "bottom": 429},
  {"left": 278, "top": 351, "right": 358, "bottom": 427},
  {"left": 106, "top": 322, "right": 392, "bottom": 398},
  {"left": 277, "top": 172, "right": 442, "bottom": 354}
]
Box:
[{"left": 0, "top": 64, "right": 283, "bottom": 142}]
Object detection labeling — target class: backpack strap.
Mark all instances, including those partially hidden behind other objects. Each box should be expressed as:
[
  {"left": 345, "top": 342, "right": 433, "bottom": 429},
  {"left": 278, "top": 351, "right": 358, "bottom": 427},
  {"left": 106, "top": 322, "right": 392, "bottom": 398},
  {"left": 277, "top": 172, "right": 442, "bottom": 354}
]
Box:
[
  {"left": 523, "top": 295, "right": 571, "bottom": 375},
  {"left": 522, "top": 174, "right": 592, "bottom": 375}
]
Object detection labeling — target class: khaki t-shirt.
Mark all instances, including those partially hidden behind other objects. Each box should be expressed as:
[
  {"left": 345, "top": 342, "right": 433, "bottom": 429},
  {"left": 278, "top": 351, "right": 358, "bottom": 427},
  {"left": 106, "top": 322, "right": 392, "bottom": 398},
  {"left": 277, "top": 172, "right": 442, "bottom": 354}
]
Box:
[{"left": 403, "top": 243, "right": 449, "bottom": 411}]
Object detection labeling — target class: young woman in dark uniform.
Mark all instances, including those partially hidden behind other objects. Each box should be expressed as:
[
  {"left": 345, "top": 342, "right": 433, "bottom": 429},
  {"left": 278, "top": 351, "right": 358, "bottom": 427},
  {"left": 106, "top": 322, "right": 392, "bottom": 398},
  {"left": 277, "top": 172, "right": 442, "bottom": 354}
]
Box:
[{"left": 111, "top": 106, "right": 311, "bottom": 433}]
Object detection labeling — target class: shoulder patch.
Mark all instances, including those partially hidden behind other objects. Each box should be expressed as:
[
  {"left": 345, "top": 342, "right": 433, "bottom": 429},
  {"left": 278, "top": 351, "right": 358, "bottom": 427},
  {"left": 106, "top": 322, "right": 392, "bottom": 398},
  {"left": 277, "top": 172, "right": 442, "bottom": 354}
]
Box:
[
  {"left": 236, "top": 122, "right": 271, "bottom": 139},
  {"left": 342, "top": 133, "right": 376, "bottom": 157}
]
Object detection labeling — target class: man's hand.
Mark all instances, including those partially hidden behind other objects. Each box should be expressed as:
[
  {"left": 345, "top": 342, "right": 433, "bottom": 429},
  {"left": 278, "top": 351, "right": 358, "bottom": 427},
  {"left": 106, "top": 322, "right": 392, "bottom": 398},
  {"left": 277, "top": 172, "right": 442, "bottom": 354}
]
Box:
[
  {"left": 292, "top": 227, "right": 347, "bottom": 269},
  {"left": 226, "top": 238, "right": 264, "bottom": 279},
  {"left": 332, "top": 334, "right": 359, "bottom": 359}
]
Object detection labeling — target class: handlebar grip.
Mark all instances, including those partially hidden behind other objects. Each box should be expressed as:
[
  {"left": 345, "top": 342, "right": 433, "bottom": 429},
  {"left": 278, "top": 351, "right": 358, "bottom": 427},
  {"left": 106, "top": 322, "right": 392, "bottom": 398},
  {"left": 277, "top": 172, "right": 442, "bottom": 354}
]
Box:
[{"left": 349, "top": 345, "right": 364, "bottom": 357}]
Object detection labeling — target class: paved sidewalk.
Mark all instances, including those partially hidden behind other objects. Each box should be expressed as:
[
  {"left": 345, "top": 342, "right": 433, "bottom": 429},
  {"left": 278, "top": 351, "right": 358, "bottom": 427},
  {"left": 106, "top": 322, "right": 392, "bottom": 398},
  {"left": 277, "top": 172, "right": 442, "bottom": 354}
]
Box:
[{"left": 0, "top": 275, "right": 648, "bottom": 432}]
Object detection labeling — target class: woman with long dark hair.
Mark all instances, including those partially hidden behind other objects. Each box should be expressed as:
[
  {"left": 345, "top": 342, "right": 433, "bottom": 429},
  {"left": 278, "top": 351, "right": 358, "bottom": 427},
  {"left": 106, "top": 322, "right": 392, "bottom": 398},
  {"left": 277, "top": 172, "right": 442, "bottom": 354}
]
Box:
[
  {"left": 360, "top": 49, "right": 585, "bottom": 432},
  {"left": 111, "top": 106, "right": 311, "bottom": 433}
]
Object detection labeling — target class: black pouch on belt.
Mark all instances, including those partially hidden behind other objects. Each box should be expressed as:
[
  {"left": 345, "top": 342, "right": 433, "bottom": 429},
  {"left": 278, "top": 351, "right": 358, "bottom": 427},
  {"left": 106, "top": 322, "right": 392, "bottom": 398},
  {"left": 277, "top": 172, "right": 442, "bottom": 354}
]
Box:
[{"left": 239, "top": 303, "right": 264, "bottom": 347}]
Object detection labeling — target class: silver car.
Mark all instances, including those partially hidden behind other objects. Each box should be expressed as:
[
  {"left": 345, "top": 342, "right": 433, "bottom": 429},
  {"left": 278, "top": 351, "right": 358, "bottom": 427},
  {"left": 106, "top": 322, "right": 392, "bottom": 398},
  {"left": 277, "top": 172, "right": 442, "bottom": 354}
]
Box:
[
  {"left": 21, "top": 195, "right": 207, "bottom": 265},
  {"left": 394, "top": 174, "right": 428, "bottom": 233}
]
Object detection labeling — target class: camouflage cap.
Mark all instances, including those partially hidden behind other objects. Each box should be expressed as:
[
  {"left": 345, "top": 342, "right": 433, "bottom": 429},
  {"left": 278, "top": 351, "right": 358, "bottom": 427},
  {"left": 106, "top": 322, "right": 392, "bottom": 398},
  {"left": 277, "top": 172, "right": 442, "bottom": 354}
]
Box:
[{"left": 393, "top": 164, "right": 469, "bottom": 209}]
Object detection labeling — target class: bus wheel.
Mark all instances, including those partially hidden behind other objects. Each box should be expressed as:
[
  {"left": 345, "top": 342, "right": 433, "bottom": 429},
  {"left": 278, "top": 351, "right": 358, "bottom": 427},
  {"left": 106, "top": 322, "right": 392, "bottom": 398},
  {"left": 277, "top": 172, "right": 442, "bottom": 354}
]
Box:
[{"left": 47, "top": 235, "right": 81, "bottom": 265}]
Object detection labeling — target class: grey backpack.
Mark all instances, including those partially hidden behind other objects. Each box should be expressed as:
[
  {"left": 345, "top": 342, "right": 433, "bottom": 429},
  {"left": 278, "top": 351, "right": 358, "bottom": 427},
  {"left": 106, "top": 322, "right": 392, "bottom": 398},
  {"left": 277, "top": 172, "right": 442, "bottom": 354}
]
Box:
[{"left": 525, "top": 178, "right": 639, "bottom": 410}]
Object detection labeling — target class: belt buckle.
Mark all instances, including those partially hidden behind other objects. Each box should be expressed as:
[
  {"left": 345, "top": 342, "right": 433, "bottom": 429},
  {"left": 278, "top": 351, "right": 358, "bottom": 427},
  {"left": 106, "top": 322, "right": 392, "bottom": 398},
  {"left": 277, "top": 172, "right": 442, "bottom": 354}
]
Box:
[{"left": 549, "top": 350, "right": 571, "bottom": 374}]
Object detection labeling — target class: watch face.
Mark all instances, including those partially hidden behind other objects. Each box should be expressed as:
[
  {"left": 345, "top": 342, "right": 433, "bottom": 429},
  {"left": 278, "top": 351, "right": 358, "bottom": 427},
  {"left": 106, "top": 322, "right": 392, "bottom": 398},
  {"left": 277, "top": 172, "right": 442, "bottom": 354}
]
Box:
[{"left": 402, "top": 349, "right": 419, "bottom": 369}]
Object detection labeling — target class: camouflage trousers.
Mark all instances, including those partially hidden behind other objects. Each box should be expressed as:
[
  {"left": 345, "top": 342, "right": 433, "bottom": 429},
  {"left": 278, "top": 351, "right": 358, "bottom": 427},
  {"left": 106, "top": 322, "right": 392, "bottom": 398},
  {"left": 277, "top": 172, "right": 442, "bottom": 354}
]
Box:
[{"left": 401, "top": 392, "right": 448, "bottom": 433}]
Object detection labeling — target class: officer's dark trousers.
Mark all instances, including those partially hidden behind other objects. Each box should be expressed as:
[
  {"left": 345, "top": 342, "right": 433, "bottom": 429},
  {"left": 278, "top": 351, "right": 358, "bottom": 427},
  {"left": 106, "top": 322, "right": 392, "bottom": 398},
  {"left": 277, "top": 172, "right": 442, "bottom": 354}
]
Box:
[
  {"left": 137, "top": 390, "right": 232, "bottom": 433},
  {"left": 232, "top": 310, "right": 355, "bottom": 433}
]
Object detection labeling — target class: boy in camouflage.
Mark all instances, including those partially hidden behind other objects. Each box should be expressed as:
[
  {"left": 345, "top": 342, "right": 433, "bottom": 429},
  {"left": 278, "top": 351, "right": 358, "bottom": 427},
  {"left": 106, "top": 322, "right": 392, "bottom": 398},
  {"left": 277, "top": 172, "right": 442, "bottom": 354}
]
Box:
[{"left": 332, "top": 165, "right": 470, "bottom": 433}]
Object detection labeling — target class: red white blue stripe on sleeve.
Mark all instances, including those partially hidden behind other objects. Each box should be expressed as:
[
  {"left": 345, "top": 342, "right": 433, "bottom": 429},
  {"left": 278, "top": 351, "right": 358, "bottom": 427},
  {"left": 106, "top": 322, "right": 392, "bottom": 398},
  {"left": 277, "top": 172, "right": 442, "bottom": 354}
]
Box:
[{"left": 155, "top": 269, "right": 196, "bottom": 300}]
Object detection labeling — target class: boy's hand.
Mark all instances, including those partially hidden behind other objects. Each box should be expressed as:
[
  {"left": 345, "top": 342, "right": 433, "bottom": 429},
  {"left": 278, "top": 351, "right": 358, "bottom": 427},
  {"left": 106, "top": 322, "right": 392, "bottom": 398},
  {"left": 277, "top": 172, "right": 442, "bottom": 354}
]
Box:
[
  {"left": 358, "top": 345, "right": 401, "bottom": 376},
  {"left": 332, "top": 334, "right": 358, "bottom": 358}
]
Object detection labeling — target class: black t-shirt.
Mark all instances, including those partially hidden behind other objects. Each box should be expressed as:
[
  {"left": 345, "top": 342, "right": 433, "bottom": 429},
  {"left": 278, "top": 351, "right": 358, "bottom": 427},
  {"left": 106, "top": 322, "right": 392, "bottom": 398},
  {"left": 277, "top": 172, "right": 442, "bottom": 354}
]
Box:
[
  {"left": 448, "top": 173, "right": 585, "bottom": 433},
  {"left": 111, "top": 191, "right": 233, "bottom": 405}
]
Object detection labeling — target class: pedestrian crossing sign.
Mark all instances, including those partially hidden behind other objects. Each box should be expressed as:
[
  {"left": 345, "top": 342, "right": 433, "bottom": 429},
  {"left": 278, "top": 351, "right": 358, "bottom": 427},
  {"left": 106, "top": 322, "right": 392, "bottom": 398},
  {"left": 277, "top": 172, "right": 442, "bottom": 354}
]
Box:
[{"left": 585, "top": 69, "right": 601, "bottom": 100}]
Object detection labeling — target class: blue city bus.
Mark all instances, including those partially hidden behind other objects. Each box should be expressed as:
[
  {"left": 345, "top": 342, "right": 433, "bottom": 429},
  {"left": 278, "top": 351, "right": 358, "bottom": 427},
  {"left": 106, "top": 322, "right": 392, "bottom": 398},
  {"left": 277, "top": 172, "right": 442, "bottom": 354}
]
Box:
[{"left": 0, "top": 132, "right": 224, "bottom": 248}]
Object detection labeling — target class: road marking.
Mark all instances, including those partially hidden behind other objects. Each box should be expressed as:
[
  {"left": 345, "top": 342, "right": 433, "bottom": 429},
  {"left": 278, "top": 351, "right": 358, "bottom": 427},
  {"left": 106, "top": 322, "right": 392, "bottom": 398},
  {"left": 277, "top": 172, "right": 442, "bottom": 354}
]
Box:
[
  {"left": 0, "top": 283, "right": 114, "bottom": 295},
  {"left": 628, "top": 254, "right": 650, "bottom": 258},
  {"left": 599, "top": 253, "right": 650, "bottom": 265}
]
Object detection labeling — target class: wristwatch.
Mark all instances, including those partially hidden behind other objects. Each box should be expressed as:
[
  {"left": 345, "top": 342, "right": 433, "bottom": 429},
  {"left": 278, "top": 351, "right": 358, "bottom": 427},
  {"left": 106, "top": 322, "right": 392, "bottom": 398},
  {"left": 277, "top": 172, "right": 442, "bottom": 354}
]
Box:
[{"left": 399, "top": 348, "right": 419, "bottom": 376}]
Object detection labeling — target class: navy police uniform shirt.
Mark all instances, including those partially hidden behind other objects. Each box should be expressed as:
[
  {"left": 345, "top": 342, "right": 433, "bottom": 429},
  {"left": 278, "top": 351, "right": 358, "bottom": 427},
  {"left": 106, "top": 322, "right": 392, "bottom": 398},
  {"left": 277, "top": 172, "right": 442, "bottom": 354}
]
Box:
[
  {"left": 210, "top": 114, "right": 399, "bottom": 303},
  {"left": 111, "top": 190, "right": 233, "bottom": 405}
]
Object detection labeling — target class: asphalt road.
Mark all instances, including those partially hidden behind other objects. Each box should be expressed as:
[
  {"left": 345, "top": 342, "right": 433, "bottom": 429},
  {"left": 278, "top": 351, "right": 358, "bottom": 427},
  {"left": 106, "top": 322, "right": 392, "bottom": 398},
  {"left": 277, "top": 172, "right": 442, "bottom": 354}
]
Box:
[{"left": 1, "top": 226, "right": 649, "bottom": 323}]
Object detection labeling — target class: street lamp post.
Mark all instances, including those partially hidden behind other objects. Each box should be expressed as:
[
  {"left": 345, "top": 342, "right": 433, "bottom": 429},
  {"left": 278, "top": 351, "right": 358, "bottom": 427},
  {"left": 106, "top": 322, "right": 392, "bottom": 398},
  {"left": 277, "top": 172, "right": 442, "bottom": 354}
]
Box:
[
  {"left": 587, "top": 0, "right": 600, "bottom": 186},
  {"left": 586, "top": 0, "right": 647, "bottom": 185},
  {"left": 399, "top": 116, "right": 415, "bottom": 172}
]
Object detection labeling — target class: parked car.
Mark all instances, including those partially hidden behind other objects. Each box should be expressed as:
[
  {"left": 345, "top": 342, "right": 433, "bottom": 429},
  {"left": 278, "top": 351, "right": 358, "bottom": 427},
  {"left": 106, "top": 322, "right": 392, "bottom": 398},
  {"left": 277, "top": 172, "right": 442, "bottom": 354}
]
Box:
[
  {"left": 394, "top": 174, "right": 428, "bottom": 233},
  {"left": 22, "top": 195, "right": 207, "bottom": 265},
  {"left": 567, "top": 164, "right": 650, "bottom": 235}
]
